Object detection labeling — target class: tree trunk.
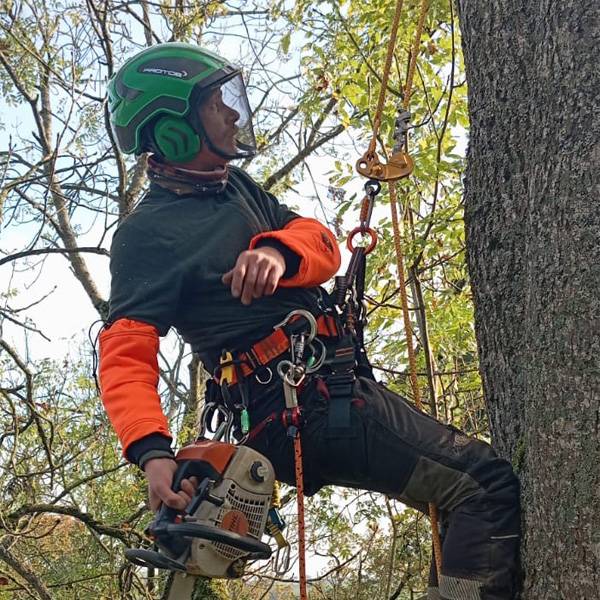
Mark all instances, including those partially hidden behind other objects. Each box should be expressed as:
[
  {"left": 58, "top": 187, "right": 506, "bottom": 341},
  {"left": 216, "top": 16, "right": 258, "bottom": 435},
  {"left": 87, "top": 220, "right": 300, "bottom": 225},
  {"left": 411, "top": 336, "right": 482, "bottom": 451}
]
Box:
[{"left": 457, "top": 1, "right": 600, "bottom": 598}]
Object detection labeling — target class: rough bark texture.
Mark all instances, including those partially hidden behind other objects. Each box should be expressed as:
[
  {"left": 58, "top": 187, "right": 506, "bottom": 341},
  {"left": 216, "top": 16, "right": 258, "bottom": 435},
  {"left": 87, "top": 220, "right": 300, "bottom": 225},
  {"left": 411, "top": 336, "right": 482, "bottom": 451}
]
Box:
[{"left": 457, "top": 2, "right": 600, "bottom": 598}]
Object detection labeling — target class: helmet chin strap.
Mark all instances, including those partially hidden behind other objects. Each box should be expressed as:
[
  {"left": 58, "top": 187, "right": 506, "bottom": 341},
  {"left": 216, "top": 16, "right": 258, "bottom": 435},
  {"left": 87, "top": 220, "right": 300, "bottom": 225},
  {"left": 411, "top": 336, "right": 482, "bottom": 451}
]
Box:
[{"left": 196, "top": 121, "right": 241, "bottom": 161}]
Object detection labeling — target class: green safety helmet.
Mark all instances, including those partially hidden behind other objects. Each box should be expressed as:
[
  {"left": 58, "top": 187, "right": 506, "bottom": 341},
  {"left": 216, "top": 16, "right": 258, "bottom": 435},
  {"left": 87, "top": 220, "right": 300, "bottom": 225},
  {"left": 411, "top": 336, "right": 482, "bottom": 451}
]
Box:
[{"left": 107, "top": 43, "right": 257, "bottom": 162}]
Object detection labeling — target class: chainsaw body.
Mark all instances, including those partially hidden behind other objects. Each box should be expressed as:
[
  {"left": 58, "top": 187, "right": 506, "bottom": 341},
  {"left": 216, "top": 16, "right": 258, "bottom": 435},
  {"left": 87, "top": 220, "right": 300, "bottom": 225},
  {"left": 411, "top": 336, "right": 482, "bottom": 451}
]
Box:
[{"left": 126, "top": 439, "right": 275, "bottom": 578}]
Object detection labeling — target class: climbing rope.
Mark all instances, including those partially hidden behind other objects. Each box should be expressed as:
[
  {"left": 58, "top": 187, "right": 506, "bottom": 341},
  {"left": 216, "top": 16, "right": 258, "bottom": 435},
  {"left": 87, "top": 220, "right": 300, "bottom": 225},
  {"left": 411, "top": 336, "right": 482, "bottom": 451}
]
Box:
[
  {"left": 353, "top": 0, "right": 443, "bottom": 578},
  {"left": 294, "top": 434, "right": 308, "bottom": 600},
  {"left": 389, "top": 185, "right": 443, "bottom": 575}
]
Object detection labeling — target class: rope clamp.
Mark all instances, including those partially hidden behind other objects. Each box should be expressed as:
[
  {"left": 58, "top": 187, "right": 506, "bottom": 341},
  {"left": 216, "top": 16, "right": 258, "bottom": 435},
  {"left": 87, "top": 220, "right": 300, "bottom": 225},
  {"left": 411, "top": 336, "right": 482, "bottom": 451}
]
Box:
[
  {"left": 392, "top": 109, "right": 411, "bottom": 153},
  {"left": 356, "top": 149, "right": 414, "bottom": 182}
]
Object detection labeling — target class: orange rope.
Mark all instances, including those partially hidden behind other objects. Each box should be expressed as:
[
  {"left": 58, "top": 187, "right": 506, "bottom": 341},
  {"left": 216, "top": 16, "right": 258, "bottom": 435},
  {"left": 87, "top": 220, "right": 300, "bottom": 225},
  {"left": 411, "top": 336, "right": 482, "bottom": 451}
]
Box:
[
  {"left": 368, "top": 0, "right": 405, "bottom": 156},
  {"left": 294, "top": 432, "right": 308, "bottom": 600},
  {"left": 389, "top": 185, "right": 420, "bottom": 404},
  {"left": 389, "top": 183, "right": 442, "bottom": 576},
  {"left": 355, "top": 0, "right": 442, "bottom": 577},
  {"left": 402, "top": 0, "right": 430, "bottom": 111},
  {"left": 365, "top": 0, "right": 442, "bottom": 576}
]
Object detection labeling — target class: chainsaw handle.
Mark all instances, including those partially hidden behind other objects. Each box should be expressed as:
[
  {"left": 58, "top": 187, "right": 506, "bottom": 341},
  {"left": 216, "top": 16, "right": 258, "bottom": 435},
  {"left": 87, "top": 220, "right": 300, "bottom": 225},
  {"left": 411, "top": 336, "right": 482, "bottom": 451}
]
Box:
[{"left": 152, "top": 459, "right": 197, "bottom": 525}]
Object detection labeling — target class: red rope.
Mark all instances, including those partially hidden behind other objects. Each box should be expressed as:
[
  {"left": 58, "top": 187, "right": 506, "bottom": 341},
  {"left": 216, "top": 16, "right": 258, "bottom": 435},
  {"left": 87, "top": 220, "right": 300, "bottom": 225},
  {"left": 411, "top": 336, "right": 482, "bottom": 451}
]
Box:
[{"left": 294, "top": 432, "right": 308, "bottom": 600}]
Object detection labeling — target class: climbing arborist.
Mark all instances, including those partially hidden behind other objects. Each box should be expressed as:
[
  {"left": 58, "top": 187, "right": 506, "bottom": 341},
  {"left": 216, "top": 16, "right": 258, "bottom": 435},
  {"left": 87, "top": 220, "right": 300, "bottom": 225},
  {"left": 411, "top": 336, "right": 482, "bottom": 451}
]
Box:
[{"left": 100, "top": 43, "right": 520, "bottom": 600}]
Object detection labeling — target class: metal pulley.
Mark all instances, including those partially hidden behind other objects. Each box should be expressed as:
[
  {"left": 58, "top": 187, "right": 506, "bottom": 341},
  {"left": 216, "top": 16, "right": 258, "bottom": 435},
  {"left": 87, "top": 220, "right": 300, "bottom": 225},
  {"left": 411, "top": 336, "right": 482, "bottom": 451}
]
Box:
[{"left": 356, "top": 109, "right": 414, "bottom": 182}]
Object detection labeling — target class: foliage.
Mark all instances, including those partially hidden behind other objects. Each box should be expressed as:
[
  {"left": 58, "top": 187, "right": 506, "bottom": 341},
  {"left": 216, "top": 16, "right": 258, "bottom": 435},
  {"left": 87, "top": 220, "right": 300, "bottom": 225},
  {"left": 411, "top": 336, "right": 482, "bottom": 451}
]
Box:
[{"left": 0, "top": 0, "right": 475, "bottom": 598}]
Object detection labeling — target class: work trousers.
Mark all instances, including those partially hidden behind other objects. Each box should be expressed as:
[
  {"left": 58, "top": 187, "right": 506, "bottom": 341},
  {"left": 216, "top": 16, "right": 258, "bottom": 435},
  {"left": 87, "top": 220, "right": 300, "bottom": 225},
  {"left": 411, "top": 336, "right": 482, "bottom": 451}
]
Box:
[{"left": 243, "top": 373, "right": 521, "bottom": 600}]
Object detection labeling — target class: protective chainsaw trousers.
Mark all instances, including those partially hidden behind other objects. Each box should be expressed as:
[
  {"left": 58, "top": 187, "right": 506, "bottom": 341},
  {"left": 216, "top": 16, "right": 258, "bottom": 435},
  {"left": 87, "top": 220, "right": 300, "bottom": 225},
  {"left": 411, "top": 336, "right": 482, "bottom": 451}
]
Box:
[{"left": 244, "top": 374, "right": 521, "bottom": 600}]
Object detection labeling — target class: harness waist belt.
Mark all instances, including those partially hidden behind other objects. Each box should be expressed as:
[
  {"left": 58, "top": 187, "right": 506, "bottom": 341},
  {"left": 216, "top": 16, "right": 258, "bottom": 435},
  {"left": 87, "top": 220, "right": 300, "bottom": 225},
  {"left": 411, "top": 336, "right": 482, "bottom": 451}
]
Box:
[{"left": 215, "top": 313, "right": 340, "bottom": 385}]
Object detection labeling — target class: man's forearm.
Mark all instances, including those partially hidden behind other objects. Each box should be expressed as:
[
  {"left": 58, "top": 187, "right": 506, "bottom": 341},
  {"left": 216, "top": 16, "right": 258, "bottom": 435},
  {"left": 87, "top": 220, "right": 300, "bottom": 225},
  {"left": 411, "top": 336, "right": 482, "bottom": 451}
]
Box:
[
  {"left": 99, "top": 318, "right": 172, "bottom": 462},
  {"left": 249, "top": 217, "right": 341, "bottom": 287}
]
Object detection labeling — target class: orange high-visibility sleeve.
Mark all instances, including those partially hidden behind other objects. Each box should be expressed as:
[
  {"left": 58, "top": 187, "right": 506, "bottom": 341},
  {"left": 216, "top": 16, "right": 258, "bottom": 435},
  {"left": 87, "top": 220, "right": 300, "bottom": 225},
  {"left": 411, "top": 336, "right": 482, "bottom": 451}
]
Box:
[
  {"left": 99, "top": 318, "right": 171, "bottom": 456},
  {"left": 249, "top": 217, "right": 341, "bottom": 287}
]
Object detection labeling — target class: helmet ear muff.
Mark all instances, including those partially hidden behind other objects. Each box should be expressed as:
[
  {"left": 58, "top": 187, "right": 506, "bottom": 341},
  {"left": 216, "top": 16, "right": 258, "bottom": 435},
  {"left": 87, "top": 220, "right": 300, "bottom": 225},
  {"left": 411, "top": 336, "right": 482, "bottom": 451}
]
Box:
[{"left": 153, "top": 116, "right": 201, "bottom": 163}]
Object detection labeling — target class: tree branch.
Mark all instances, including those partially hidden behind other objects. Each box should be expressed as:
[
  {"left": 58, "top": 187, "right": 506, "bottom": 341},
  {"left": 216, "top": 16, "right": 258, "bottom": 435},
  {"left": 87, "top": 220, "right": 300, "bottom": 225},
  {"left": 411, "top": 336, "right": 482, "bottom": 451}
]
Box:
[
  {"left": 0, "top": 541, "right": 53, "bottom": 600},
  {"left": 0, "top": 246, "right": 109, "bottom": 268}
]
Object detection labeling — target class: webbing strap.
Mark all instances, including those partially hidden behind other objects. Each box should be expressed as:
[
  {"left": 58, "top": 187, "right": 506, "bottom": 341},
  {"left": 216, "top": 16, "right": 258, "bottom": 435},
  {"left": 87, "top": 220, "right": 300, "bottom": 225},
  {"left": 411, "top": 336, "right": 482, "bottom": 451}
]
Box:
[
  {"left": 214, "top": 314, "right": 339, "bottom": 386},
  {"left": 325, "top": 341, "right": 356, "bottom": 432}
]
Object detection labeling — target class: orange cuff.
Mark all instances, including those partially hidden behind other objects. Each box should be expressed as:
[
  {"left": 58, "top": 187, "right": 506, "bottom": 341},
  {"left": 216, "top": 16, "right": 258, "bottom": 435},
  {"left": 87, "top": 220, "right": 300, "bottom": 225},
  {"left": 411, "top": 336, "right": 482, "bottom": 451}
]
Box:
[
  {"left": 99, "top": 318, "right": 171, "bottom": 456},
  {"left": 249, "top": 217, "right": 341, "bottom": 287}
]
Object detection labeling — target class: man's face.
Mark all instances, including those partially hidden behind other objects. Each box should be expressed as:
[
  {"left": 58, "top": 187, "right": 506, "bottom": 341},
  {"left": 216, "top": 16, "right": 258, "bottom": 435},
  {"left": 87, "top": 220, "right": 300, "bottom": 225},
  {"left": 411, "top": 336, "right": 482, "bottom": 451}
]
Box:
[{"left": 198, "top": 88, "right": 240, "bottom": 156}]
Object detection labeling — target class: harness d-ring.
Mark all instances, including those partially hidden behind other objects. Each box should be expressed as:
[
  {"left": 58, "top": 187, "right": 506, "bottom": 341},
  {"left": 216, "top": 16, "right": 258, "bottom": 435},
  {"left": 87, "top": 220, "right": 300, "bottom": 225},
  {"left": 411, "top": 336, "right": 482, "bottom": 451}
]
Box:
[
  {"left": 347, "top": 227, "right": 378, "bottom": 254},
  {"left": 255, "top": 367, "right": 273, "bottom": 385}
]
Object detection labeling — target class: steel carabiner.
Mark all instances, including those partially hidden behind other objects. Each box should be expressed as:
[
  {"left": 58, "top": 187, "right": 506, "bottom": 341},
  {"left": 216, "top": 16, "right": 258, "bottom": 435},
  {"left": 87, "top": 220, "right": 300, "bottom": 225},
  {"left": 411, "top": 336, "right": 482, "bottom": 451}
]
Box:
[{"left": 272, "top": 309, "right": 318, "bottom": 346}]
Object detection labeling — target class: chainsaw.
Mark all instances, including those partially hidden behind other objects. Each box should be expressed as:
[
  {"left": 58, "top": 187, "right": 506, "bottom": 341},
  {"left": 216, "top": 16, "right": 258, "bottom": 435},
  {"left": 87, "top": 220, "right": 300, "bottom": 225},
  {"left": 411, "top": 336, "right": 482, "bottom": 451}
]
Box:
[{"left": 125, "top": 438, "right": 278, "bottom": 581}]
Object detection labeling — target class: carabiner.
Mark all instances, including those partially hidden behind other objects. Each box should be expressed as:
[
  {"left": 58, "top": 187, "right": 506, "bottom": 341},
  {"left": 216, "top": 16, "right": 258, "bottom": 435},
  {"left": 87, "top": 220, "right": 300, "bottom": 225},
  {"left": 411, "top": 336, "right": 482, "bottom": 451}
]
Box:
[
  {"left": 306, "top": 337, "right": 327, "bottom": 373},
  {"left": 276, "top": 360, "right": 306, "bottom": 388},
  {"left": 199, "top": 403, "right": 231, "bottom": 441},
  {"left": 273, "top": 309, "right": 317, "bottom": 345},
  {"left": 274, "top": 543, "right": 291, "bottom": 576}
]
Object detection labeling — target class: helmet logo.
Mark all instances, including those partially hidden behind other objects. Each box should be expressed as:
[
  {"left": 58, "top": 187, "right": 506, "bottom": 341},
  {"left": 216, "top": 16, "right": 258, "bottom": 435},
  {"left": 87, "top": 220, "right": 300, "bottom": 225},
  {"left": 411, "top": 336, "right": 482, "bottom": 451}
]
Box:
[{"left": 142, "top": 67, "right": 188, "bottom": 79}]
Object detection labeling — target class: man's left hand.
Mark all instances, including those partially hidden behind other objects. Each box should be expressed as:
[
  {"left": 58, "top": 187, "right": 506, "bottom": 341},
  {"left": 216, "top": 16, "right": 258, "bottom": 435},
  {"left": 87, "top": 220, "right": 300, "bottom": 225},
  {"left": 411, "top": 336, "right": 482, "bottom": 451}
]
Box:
[{"left": 222, "top": 246, "right": 286, "bottom": 305}]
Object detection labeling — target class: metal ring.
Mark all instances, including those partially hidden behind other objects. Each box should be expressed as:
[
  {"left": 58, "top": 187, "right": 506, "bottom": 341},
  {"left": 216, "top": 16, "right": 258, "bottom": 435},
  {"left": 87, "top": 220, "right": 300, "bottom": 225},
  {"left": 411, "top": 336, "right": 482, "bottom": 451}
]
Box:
[
  {"left": 277, "top": 360, "right": 305, "bottom": 387},
  {"left": 277, "top": 359, "right": 294, "bottom": 380},
  {"left": 364, "top": 179, "right": 381, "bottom": 196},
  {"left": 346, "top": 226, "right": 378, "bottom": 254},
  {"left": 255, "top": 367, "right": 273, "bottom": 385},
  {"left": 306, "top": 338, "right": 327, "bottom": 373}
]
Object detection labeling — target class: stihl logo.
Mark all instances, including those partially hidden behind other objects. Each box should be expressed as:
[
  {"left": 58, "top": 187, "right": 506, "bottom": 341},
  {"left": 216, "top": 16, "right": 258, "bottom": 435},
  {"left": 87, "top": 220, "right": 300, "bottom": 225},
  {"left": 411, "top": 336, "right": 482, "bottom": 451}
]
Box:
[
  {"left": 221, "top": 510, "right": 249, "bottom": 536},
  {"left": 142, "top": 67, "right": 188, "bottom": 78}
]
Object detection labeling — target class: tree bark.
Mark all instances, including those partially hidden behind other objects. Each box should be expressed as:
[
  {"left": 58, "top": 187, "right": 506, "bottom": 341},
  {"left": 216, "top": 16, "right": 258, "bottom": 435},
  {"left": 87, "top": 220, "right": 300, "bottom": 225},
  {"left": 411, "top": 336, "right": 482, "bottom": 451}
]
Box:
[{"left": 457, "top": 1, "right": 600, "bottom": 597}]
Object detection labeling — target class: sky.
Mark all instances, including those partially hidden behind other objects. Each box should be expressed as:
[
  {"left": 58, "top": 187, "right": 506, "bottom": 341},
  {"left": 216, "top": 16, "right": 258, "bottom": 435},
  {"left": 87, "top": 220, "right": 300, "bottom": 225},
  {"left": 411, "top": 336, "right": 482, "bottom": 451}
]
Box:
[{"left": 0, "top": 4, "right": 364, "bottom": 365}]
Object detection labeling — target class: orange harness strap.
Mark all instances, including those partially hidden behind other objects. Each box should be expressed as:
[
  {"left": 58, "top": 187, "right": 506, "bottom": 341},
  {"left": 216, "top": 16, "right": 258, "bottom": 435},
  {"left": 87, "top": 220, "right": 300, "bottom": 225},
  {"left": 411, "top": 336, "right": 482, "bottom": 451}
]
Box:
[{"left": 214, "top": 314, "right": 339, "bottom": 385}]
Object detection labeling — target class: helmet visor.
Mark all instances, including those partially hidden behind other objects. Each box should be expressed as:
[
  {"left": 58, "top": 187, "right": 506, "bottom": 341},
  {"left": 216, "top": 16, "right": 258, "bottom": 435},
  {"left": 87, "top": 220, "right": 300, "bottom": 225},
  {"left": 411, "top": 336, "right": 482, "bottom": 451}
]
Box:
[{"left": 197, "top": 73, "right": 257, "bottom": 159}]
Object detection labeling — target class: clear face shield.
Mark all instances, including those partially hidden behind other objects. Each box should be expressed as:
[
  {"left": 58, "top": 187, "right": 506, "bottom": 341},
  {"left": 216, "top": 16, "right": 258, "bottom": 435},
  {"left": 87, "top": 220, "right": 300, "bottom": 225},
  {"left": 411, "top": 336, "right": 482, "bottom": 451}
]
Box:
[{"left": 196, "top": 72, "right": 257, "bottom": 160}]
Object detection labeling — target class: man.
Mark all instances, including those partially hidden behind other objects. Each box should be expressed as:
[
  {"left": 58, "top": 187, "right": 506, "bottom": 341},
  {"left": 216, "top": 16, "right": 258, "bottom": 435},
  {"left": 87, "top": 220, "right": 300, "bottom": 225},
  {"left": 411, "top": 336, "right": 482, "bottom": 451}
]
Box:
[{"left": 101, "top": 43, "right": 520, "bottom": 600}]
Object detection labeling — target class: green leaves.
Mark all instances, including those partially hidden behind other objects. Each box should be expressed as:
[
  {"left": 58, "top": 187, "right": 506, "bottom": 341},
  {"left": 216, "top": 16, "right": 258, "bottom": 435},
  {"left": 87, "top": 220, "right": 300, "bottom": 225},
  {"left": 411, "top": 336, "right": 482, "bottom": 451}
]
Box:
[
  {"left": 280, "top": 30, "right": 292, "bottom": 54},
  {"left": 0, "top": 0, "right": 479, "bottom": 597}
]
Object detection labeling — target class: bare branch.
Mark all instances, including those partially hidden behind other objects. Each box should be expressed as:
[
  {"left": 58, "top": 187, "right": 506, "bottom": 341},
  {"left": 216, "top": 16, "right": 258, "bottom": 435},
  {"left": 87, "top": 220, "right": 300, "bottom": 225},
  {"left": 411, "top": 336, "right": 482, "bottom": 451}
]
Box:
[{"left": 0, "top": 246, "right": 109, "bottom": 267}]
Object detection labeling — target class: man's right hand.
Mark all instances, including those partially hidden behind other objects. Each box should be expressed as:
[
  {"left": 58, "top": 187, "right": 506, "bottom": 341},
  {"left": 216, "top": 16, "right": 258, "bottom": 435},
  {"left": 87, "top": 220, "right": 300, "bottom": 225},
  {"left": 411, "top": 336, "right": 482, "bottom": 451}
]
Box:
[{"left": 144, "top": 457, "right": 198, "bottom": 513}]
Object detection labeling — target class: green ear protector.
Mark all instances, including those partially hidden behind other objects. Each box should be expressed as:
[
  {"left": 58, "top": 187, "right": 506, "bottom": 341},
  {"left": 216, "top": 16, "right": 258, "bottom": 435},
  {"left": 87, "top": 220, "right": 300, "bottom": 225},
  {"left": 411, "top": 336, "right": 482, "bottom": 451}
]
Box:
[{"left": 152, "top": 116, "right": 202, "bottom": 163}]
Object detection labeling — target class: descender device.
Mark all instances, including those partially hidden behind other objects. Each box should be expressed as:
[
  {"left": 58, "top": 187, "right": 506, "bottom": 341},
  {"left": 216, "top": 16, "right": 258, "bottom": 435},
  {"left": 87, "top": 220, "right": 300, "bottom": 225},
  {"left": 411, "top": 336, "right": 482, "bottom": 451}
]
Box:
[{"left": 125, "top": 438, "right": 279, "bottom": 583}]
